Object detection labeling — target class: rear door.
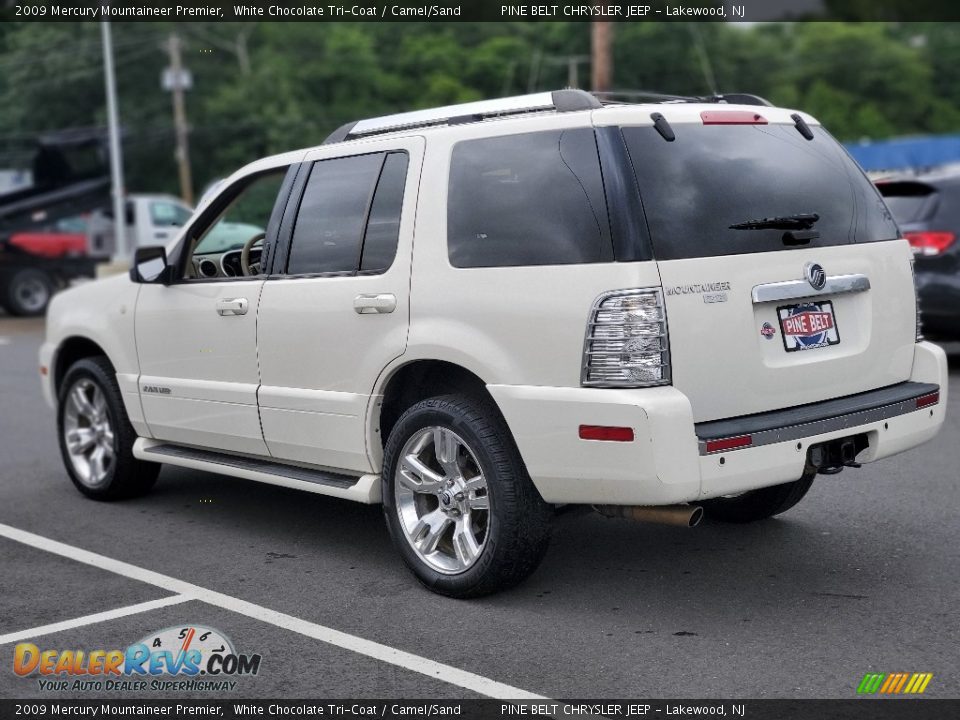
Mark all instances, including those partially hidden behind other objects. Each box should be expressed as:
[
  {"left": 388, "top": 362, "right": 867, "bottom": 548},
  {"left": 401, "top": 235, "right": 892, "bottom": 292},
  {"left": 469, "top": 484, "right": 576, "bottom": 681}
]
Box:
[
  {"left": 256, "top": 137, "right": 423, "bottom": 473},
  {"left": 622, "top": 120, "right": 916, "bottom": 423}
]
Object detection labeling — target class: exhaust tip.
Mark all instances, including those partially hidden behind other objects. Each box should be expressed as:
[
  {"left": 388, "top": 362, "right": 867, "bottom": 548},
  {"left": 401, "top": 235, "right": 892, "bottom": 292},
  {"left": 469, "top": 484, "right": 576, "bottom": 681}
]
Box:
[{"left": 593, "top": 504, "right": 703, "bottom": 528}]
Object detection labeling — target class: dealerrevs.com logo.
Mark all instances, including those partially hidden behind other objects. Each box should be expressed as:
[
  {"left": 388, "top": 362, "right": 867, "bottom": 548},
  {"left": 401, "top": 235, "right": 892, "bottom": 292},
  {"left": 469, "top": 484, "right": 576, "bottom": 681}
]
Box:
[{"left": 13, "top": 625, "right": 262, "bottom": 693}]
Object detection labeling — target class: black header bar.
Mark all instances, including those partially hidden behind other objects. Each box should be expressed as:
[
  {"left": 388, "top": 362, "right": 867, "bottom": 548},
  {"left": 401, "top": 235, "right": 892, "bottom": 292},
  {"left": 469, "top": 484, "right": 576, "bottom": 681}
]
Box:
[{"left": 5, "top": 0, "right": 960, "bottom": 23}]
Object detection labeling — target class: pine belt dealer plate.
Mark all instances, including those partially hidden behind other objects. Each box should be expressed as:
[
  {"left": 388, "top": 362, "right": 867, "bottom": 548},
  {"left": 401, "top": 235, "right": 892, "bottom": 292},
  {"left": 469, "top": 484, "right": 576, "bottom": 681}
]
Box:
[{"left": 777, "top": 300, "right": 841, "bottom": 352}]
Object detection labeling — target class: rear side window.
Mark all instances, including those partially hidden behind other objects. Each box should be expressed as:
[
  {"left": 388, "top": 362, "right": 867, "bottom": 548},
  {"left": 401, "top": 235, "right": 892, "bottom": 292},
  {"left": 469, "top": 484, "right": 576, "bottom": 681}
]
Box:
[
  {"left": 287, "top": 154, "right": 384, "bottom": 275},
  {"left": 622, "top": 125, "right": 900, "bottom": 260},
  {"left": 875, "top": 181, "right": 938, "bottom": 225},
  {"left": 447, "top": 128, "right": 612, "bottom": 268}
]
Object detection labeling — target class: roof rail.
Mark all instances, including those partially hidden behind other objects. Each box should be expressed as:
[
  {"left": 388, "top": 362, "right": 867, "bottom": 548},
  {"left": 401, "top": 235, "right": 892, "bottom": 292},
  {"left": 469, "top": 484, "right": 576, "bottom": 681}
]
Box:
[{"left": 323, "top": 89, "right": 601, "bottom": 144}]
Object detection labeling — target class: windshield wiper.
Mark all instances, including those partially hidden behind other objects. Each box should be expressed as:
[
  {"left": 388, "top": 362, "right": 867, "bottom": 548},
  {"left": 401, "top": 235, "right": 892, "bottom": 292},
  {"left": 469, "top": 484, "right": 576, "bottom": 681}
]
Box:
[{"left": 729, "top": 213, "right": 820, "bottom": 230}]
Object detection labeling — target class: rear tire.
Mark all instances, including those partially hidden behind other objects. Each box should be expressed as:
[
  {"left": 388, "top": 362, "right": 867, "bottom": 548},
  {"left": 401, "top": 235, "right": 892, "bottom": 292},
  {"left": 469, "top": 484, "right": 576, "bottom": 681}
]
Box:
[
  {"left": 381, "top": 394, "right": 552, "bottom": 598},
  {"left": 697, "top": 475, "right": 814, "bottom": 524},
  {"left": 3, "top": 269, "right": 55, "bottom": 317},
  {"left": 57, "top": 356, "right": 160, "bottom": 500}
]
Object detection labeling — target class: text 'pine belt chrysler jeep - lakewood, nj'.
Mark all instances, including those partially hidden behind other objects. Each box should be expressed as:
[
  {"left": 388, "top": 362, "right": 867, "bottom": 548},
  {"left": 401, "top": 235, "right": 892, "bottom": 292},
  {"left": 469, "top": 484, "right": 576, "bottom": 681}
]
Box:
[{"left": 40, "top": 90, "right": 948, "bottom": 597}]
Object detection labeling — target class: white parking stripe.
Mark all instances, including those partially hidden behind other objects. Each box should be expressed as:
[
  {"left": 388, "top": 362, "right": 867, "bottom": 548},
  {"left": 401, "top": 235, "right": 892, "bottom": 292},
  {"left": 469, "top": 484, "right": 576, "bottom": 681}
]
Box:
[
  {"left": 0, "top": 595, "right": 191, "bottom": 646},
  {"left": 0, "top": 522, "right": 545, "bottom": 700}
]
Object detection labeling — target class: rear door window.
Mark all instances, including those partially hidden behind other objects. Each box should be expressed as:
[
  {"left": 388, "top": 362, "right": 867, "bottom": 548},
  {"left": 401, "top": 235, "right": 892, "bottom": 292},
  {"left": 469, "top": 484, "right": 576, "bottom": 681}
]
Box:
[
  {"left": 622, "top": 124, "right": 900, "bottom": 260},
  {"left": 287, "top": 153, "right": 384, "bottom": 275},
  {"left": 447, "top": 128, "right": 613, "bottom": 268},
  {"left": 360, "top": 152, "right": 408, "bottom": 273}
]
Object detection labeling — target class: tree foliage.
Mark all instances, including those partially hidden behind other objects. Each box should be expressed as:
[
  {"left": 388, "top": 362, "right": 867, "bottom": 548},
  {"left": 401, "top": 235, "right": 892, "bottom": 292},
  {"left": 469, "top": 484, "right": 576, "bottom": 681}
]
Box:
[{"left": 0, "top": 21, "right": 957, "bottom": 196}]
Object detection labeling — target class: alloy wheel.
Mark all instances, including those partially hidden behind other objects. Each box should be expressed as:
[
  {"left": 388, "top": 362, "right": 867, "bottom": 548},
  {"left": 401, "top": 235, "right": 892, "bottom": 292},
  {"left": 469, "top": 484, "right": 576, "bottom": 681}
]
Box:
[{"left": 394, "top": 426, "right": 490, "bottom": 574}]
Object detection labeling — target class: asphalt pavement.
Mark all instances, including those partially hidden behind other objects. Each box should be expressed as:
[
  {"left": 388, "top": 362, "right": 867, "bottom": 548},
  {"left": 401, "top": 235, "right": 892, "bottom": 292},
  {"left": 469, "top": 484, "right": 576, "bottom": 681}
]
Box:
[{"left": 1, "top": 313, "right": 958, "bottom": 700}]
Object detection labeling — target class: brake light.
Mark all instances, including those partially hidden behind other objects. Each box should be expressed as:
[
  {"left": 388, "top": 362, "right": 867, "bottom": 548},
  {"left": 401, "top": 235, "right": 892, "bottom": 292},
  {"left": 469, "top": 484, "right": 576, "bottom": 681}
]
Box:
[
  {"left": 916, "top": 392, "right": 940, "bottom": 409},
  {"left": 704, "top": 435, "right": 753, "bottom": 454},
  {"left": 579, "top": 425, "right": 635, "bottom": 442},
  {"left": 582, "top": 289, "right": 670, "bottom": 388},
  {"left": 904, "top": 231, "right": 956, "bottom": 256},
  {"left": 700, "top": 110, "right": 768, "bottom": 125}
]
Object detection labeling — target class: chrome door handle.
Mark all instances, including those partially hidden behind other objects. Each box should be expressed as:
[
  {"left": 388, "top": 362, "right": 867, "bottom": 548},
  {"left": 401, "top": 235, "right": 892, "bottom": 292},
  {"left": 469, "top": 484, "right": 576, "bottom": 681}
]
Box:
[
  {"left": 354, "top": 293, "right": 397, "bottom": 314},
  {"left": 216, "top": 298, "right": 248, "bottom": 316}
]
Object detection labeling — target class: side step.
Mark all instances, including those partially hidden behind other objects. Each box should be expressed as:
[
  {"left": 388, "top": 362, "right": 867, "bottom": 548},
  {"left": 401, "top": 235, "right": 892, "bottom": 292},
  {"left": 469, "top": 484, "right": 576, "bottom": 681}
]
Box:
[{"left": 133, "top": 438, "right": 381, "bottom": 504}]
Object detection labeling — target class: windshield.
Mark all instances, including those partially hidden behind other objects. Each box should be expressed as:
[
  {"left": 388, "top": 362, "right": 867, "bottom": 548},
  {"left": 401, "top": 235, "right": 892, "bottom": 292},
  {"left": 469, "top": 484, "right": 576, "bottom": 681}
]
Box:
[{"left": 622, "top": 124, "right": 900, "bottom": 260}]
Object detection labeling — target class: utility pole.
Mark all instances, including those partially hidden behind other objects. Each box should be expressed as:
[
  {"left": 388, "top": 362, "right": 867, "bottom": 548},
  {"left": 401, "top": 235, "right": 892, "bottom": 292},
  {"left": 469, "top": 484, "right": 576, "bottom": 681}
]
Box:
[
  {"left": 164, "top": 34, "right": 193, "bottom": 205},
  {"left": 591, "top": 21, "right": 614, "bottom": 94},
  {"left": 100, "top": 20, "right": 127, "bottom": 262}
]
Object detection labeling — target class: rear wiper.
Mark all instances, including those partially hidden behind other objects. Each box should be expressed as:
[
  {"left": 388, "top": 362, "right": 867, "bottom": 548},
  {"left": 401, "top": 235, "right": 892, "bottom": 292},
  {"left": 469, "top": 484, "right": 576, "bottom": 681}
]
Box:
[{"left": 729, "top": 213, "right": 820, "bottom": 230}]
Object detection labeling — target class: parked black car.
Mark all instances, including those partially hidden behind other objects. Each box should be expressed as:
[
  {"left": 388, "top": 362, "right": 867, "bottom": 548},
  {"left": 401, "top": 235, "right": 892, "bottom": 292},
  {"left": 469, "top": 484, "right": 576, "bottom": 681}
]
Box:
[{"left": 876, "top": 172, "right": 960, "bottom": 339}]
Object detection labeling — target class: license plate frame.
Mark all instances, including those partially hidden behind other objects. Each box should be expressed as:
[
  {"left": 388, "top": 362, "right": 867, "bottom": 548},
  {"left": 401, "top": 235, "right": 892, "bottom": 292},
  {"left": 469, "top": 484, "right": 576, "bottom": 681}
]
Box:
[{"left": 777, "top": 300, "right": 841, "bottom": 353}]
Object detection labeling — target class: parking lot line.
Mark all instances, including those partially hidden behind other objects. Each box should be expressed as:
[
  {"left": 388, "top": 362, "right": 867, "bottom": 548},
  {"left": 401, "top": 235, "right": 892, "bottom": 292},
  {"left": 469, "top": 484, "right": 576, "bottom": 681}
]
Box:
[
  {"left": 0, "top": 595, "right": 191, "bottom": 646},
  {"left": 0, "top": 522, "right": 545, "bottom": 700}
]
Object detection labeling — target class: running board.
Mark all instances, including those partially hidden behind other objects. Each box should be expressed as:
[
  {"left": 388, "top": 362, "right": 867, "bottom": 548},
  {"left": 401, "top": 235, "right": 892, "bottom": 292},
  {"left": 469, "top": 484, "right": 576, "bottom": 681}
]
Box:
[{"left": 133, "top": 438, "right": 381, "bottom": 504}]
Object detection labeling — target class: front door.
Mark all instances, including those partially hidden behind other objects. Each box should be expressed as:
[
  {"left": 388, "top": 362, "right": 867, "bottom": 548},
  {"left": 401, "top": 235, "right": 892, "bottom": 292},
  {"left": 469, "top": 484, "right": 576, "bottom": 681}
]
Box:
[
  {"left": 135, "top": 163, "right": 295, "bottom": 454},
  {"left": 256, "top": 137, "right": 424, "bottom": 473}
]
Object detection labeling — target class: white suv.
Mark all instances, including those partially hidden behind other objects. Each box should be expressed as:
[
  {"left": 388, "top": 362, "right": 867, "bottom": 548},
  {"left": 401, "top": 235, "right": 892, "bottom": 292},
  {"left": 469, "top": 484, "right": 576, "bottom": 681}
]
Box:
[{"left": 40, "top": 90, "right": 948, "bottom": 597}]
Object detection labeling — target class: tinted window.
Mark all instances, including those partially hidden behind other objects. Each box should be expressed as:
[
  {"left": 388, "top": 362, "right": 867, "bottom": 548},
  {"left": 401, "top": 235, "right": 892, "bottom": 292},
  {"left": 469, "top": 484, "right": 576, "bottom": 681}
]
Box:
[
  {"left": 622, "top": 125, "right": 900, "bottom": 260},
  {"left": 360, "top": 152, "right": 408, "bottom": 273},
  {"left": 447, "top": 129, "right": 612, "bottom": 268},
  {"left": 288, "top": 154, "right": 384, "bottom": 275}
]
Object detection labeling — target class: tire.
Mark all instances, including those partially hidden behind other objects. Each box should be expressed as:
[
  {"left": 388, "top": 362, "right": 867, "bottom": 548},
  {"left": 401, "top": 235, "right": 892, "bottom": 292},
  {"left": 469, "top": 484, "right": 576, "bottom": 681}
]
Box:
[
  {"left": 381, "top": 394, "right": 552, "bottom": 598},
  {"left": 3, "top": 269, "right": 55, "bottom": 317},
  {"left": 57, "top": 356, "right": 160, "bottom": 500},
  {"left": 696, "top": 474, "right": 815, "bottom": 524}
]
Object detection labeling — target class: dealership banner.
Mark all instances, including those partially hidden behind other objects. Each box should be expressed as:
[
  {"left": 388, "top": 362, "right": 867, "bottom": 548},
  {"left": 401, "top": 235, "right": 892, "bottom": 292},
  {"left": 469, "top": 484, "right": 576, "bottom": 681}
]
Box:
[
  {"left": 6, "top": 0, "right": 960, "bottom": 23},
  {"left": 2, "top": 700, "right": 959, "bottom": 719}
]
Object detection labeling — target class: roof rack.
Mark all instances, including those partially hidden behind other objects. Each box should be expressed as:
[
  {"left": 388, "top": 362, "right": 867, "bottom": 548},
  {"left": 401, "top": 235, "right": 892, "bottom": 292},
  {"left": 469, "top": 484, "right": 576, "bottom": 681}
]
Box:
[{"left": 323, "top": 89, "right": 601, "bottom": 144}]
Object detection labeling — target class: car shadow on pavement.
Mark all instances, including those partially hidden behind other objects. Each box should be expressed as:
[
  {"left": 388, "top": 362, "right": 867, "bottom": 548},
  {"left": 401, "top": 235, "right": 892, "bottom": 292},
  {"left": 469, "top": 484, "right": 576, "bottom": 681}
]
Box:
[{"left": 140, "top": 464, "right": 868, "bottom": 622}]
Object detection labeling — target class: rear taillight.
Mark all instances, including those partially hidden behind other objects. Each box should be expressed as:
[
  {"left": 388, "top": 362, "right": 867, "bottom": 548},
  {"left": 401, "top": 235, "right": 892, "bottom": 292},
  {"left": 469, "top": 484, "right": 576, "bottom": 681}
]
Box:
[
  {"left": 582, "top": 289, "right": 670, "bottom": 388},
  {"left": 904, "top": 230, "right": 956, "bottom": 256}
]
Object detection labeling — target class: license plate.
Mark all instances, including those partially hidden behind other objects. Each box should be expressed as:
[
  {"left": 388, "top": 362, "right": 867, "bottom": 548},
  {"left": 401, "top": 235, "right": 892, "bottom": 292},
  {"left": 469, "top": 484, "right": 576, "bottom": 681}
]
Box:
[{"left": 777, "top": 300, "right": 840, "bottom": 352}]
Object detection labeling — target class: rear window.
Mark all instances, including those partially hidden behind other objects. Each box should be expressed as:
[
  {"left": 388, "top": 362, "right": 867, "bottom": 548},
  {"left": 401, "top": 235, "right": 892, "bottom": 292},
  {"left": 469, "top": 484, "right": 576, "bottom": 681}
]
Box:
[
  {"left": 875, "top": 181, "right": 938, "bottom": 224},
  {"left": 622, "top": 124, "right": 900, "bottom": 260},
  {"left": 447, "top": 129, "right": 612, "bottom": 268}
]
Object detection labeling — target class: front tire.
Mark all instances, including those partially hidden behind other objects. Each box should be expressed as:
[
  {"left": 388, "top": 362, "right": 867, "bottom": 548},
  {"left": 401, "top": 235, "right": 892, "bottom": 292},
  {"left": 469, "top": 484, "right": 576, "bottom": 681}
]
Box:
[
  {"left": 697, "top": 474, "right": 815, "bottom": 523},
  {"left": 57, "top": 357, "right": 160, "bottom": 500},
  {"left": 382, "top": 394, "right": 552, "bottom": 598}
]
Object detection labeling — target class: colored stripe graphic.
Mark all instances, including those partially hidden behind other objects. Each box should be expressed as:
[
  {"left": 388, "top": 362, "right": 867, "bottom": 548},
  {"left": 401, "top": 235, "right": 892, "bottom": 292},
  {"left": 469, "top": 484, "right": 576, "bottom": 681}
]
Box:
[
  {"left": 857, "top": 673, "right": 886, "bottom": 694},
  {"left": 858, "top": 672, "right": 933, "bottom": 694}
]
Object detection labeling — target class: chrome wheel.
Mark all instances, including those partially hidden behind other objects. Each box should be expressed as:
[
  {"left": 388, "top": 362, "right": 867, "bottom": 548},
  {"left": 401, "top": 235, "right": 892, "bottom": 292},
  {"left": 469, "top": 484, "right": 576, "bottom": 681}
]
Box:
[
  {"left": 14, "top": 276, "right": 50, "bottom": 314},
  {"left": 63, "top": 378, "right": 115, "bottom": 487},
  {"left": 394, "top": 426, "right": 490, "bottom": 574}
]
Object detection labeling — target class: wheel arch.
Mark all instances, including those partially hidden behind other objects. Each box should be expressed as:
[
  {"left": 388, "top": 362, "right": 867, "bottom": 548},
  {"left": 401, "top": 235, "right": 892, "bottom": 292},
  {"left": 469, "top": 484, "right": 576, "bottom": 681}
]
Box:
[
  {"left": 54, "top": 336, "right": 112, "bottom": 394},
  {"left": 373, "top": 359, "right": 508, "bottom": 456}
]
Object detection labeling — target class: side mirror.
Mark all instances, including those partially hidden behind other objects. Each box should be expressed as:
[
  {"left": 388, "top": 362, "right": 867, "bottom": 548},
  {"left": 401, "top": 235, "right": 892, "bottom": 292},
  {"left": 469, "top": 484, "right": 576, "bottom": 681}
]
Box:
[{"left": 130, "top": 246, "right": 169, "bottom": 284}]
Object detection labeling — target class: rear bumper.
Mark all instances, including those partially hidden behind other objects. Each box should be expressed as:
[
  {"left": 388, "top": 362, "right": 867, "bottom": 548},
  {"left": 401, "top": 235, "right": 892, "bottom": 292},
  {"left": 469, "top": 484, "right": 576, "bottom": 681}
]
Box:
[{"left": 488, "top": 341, "right": 948, "bottom": 505}]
